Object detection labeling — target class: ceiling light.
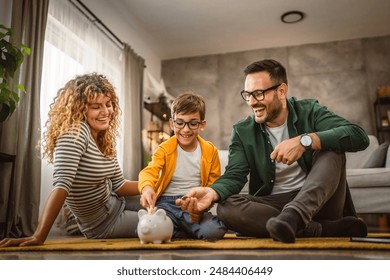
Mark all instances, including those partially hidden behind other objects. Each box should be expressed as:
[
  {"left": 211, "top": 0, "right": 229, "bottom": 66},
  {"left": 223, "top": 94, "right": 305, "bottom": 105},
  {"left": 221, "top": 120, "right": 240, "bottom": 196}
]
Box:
[{"left": 281, "top": 11, "right": 304, "bottom": 24}]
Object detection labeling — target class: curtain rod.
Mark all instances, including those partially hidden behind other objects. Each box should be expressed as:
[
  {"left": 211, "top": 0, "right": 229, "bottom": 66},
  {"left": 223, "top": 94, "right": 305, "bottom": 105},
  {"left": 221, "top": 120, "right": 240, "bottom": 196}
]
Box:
[{"left": 68, "top": 0, "right": 124, "bottom": 49}]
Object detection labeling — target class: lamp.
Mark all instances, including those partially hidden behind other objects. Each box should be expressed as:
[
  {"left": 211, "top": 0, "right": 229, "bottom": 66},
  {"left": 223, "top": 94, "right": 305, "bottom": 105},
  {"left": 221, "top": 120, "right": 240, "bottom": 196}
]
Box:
[{"left": 281, "top": 11, "right": 304, "bottom": 24}]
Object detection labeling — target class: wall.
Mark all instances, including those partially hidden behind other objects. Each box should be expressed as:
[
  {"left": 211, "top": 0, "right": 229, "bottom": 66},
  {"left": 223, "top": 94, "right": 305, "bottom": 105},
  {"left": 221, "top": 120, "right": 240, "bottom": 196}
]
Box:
[
  {"left": 161, "top": 35, "right": 390, "bottom": 149},
  {"left": 0, "top": 0, "right": 12, "bottom": 26}
]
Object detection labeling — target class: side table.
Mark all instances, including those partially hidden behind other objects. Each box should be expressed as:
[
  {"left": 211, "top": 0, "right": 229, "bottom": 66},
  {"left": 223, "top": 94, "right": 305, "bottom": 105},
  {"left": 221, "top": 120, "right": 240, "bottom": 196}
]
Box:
[{"left": 0, "top": 152, "right": 16, "bottom": 239}]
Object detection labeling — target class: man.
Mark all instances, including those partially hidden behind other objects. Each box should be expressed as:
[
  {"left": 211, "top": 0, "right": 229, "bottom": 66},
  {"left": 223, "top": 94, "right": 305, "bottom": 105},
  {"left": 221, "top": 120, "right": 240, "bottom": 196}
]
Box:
[{"left": 177, "top": 59, "right": 369, "bottom": 243}]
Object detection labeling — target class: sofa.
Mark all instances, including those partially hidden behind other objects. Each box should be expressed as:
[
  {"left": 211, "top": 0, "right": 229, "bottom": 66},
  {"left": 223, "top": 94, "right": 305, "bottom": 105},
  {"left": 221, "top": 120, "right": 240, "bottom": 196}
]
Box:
[
  {"left": 346, "top": 135, "right": 390, "bottom": 214},
  {"left": 217, "top": 135, "right": 390, "bottom": 214}
]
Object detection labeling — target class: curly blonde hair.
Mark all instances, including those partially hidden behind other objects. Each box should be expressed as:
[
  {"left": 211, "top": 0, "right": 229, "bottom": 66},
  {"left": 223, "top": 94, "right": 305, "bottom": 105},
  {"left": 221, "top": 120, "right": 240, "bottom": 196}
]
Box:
[{"left": 41, "top": 73, "right": 121, "bottom": 163}]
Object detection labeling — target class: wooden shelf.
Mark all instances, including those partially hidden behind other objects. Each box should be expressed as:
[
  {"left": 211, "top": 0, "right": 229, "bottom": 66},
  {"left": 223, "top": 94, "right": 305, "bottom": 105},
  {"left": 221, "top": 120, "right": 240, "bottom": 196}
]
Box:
[
  {"left": 374, "top": 96, "right": 390, "bottom": 104},
  {"left": 143, "top": 101, "right": 173, "bottom": 157},
  {"left": 378, "top": 126, "right": 390, "bottom": 132},
  {"left": 144, "top": 101, "right": 171, "bottom": 121},
  {"left": 374, "top": 95, "right": 390, "bottom": 142}
]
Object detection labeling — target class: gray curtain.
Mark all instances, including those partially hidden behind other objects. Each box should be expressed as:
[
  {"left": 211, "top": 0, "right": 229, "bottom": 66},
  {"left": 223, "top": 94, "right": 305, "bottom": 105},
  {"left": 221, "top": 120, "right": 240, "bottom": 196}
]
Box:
[
  {"left": 121, "top": 43, "right": 145, "bottom": 180},
  {"left": 0, "top": 0, "right": 49, "bottom": 237}
]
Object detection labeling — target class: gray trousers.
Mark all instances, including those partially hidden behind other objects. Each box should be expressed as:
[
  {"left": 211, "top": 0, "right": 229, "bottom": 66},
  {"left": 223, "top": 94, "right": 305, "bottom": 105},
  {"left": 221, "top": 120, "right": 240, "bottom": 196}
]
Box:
[
  {"left": 217, "top": 151, "right": 347, "bottom": 238},
  {"left": 79, "top": 195, "right": 143, "bottom": 239}
]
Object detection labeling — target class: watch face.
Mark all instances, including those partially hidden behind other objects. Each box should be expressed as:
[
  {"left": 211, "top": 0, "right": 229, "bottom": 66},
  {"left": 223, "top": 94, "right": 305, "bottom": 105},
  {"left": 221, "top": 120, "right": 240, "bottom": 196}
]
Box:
[{"left": 301, "top": 135, "right": 312, "bottom": 147}]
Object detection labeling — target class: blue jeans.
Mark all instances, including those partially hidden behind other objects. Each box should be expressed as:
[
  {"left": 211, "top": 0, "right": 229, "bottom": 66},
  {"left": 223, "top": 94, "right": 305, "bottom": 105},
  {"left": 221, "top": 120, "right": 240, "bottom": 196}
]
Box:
[{"left": 156, "top": 195, "right": 227, "bottom": 241}]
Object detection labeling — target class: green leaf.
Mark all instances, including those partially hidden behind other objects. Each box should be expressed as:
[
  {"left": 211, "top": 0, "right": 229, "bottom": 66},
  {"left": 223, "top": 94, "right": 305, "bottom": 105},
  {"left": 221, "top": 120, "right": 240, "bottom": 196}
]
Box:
[
  {"left": 0, "top": 91, "right": 8, "bottom": 102},
  {"left": 0, "top": 25, "right": 29, "bottom": 122},
  {"left": 1, "top": 38, "right": 25, "bottom": 76},
  {"left": 15, "top": 84, "right": 26, "bottom": 92},
  {"left": 0, "top": 24, "right": 13, "bottom": 35},
  {"left": 8, "top": 98, "right": 16, "bottom": 114},
  {"left": 1, "top": 89, "right": 11, "bottom": 101},
  {"left": 10, "top": 90, "right": 20, "bottom": 103},
  {"left": 0, "top": 25, "right": 12, "bottom": 40},
  {"left": 0, "top": 81, "right": 7, "bottom": 90},
  {"left": 21, "top": 44, "right": 31, "bottom": 55},
  {"left": 0, "top": 103, "right": 11, "bottom": 122},
  {"left": 3, "top": 52, "right": 18, "bottom": 76}
]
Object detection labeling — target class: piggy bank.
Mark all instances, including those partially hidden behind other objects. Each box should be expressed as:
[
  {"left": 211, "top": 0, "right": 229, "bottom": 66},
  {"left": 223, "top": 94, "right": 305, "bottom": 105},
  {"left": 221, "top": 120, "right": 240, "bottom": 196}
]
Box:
[{"left": 137, "top": 208, "right": 174, "bottom": 244}]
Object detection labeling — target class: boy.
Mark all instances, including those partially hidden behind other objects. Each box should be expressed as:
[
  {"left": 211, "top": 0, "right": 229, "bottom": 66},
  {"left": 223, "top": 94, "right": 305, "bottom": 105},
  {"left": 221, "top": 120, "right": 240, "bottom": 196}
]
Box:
[{"left": 138, "top": 92, "right": 227, "bottom": 241}]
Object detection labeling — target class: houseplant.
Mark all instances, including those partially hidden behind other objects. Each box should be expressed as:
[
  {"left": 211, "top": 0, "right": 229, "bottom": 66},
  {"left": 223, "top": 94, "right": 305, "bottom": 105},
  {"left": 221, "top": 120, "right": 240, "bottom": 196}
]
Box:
[{"left": 0, "top": 24, "right": 30, "bottom": 122}]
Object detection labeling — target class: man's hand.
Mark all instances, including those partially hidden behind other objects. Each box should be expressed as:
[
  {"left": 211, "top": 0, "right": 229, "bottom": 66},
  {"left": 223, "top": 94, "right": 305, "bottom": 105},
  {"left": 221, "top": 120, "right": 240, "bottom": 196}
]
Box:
[
  {"left": 140, "top": 186, "right": 157, "bottom": 210},
  {"left": 180, "top": 196, "right": 203, "bottom": 223},
  {"left": 270, "top": 133, "right": 320, "bottom": 165},
  {"left": 270, "top": 136, "right": 304, "bottom": 165},
  {"left": 176, "top": 187, "right": 219, "bottom": 223}
]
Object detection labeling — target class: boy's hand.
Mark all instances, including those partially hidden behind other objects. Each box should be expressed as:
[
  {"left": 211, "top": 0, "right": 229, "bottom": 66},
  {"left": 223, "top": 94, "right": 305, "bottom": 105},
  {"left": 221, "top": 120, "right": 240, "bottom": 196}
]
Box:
[{"left": 140, "top": 186, "right": 157, "bottom": 209}]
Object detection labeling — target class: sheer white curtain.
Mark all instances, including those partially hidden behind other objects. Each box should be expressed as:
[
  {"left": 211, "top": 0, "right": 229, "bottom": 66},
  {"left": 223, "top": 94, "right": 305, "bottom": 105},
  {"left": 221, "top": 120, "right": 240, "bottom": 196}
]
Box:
[{"left": 39, "top": 0, "right": 124, "bottom": 213}]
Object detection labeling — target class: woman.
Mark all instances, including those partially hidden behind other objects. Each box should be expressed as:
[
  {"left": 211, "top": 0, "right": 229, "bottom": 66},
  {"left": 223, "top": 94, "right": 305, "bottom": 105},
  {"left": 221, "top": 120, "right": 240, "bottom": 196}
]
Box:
[{"left": 0, "top": 73, "right": 140, "bottom": 247}]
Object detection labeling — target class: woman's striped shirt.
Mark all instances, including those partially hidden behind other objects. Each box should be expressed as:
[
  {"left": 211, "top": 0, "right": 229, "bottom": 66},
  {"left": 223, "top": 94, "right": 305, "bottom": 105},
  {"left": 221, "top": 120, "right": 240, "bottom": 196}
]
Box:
[{"left": 52, "top": 121, "right": 125, "bottom": 227}]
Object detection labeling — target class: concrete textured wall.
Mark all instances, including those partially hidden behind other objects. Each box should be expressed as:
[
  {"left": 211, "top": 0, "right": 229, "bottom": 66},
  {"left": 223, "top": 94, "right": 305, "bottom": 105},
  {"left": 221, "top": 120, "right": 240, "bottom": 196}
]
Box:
[{"left": 162, "top": 35, "right": 390, "bottom": 149}]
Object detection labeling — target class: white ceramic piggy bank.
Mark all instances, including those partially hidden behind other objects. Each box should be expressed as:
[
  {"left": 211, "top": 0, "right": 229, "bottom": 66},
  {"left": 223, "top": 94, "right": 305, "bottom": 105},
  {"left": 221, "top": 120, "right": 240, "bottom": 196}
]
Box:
[{"left": 137, "top": 208, "right": 174, "bottom": 244}]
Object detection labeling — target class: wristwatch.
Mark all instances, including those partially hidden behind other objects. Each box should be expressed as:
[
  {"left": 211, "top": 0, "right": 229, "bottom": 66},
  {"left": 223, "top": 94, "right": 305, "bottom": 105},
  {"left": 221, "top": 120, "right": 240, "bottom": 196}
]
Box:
[{"left": 300, "top": 133, "right": 312, "bottom": 150}]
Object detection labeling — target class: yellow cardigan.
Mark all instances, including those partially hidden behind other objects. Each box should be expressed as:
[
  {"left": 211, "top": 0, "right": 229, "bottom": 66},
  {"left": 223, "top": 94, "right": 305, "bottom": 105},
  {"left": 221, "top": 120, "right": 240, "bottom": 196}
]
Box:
[{"left": 138, "top": 135, "right": 221, "bottom": 197}]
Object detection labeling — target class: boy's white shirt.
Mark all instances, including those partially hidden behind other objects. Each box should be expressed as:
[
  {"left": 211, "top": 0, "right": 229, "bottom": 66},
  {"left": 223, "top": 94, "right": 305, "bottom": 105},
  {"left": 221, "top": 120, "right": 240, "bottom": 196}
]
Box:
[{"left": 163, "top": 140, "right": 202, "bottom": 196}]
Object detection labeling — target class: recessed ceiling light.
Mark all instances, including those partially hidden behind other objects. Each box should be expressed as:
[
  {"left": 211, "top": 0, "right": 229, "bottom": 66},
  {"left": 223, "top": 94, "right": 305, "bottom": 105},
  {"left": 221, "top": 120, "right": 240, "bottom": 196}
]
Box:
[{"left": 281, "top": 11, "right": 304, "bottom": 24}]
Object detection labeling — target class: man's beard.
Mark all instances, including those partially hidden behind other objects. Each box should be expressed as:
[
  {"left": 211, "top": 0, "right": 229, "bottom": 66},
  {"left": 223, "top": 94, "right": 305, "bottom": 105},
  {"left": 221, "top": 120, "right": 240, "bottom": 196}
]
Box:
[{"left": 254, "top": 94, "right": 283, "bottom": 124}]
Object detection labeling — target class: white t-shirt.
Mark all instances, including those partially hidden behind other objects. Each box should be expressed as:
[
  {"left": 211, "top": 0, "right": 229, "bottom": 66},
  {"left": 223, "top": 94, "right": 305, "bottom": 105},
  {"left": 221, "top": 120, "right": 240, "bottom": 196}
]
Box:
[
  {"left": 265, "top": 120, "right": 306, "bottom": 194},
  {"left": 163, "top": 142, "right": 202, "bottom": 196}
]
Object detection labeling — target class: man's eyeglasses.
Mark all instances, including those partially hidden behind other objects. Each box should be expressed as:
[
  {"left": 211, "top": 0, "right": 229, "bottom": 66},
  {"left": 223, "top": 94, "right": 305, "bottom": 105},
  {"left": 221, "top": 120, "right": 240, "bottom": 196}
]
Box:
[
  {"left": 240, "top": 84, "right": 281, "bottom": 102},
  {"left": 173, "top": 119, "right": 202, "bottom": 130}
]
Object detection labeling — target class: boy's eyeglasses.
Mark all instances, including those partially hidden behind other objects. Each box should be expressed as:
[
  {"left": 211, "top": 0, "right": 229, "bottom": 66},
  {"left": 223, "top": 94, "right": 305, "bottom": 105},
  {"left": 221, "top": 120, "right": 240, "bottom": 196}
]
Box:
[
  {"left": 240, "top": 84, "right": 281, "bottom": 102},
  {"left": 173, "top": 119, "right": 202, "bottom": 130}
]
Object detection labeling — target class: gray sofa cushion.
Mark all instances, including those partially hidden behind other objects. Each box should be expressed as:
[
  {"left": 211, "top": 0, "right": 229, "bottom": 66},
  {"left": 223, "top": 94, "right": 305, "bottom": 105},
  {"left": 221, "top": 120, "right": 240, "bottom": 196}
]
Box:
[
  {"left": 363, "top": 141, "right": 389, "bottom": 168},
  {"left": 345, "top": 135, "right": 378, "bottom": 169},
  {"left": 347, "top": 168, "right": 390, "bottom": 188}
]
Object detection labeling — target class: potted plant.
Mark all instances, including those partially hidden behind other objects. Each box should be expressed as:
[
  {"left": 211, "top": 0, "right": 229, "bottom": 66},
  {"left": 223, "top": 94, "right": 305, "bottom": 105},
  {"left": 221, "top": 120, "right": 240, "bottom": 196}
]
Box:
[{"left": 0, "top": 24, "right": 30, "bottom": 122}]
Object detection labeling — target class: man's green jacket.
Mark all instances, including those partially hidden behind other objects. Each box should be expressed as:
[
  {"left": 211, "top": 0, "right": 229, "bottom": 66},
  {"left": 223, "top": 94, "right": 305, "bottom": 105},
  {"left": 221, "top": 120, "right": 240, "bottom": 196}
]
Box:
[{"left": 211, "top": 97, "right": 369, "bottom": 216}]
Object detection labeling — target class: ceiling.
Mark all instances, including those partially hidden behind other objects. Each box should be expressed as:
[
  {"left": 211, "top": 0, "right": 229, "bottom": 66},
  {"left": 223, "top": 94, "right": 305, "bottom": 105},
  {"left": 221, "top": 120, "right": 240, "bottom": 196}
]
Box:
[{"left": 86, "top": 0, "right": 390, "bottom": 60}]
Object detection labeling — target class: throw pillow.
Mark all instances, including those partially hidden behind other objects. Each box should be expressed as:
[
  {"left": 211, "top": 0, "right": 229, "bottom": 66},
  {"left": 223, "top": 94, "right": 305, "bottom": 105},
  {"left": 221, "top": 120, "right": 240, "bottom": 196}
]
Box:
[{"left": 363, "top": 141, "right": 390, "bottom": 168}]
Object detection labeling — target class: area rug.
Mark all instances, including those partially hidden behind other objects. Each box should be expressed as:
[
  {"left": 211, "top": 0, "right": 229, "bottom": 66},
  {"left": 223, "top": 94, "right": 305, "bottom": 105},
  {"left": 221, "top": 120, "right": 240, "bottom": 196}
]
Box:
[{"left": 1, "top": 233, "right": 390, "bottom": 252}]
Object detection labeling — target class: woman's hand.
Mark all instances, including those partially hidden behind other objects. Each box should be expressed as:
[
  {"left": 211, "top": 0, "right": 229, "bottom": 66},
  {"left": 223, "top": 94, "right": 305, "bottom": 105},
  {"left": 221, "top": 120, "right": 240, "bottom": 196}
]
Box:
[
  {"left": 0, "top": 235, "right": 45, "bottom": 247},
  {"left": 0, "top": 188, "right": 67, "bottom": 247}
]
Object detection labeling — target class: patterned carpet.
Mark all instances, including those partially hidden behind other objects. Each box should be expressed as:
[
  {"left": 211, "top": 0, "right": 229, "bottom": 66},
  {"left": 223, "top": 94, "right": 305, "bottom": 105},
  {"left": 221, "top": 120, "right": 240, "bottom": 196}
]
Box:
[{"left": 1, "top": 233, "right": 390, "bottom": 251}]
